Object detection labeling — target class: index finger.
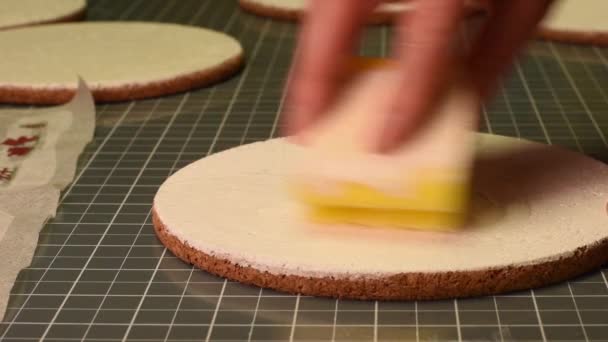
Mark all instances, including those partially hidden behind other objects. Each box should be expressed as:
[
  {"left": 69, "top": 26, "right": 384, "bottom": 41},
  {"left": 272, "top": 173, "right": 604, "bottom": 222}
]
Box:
[
  {"left": 283, "top": 0, "right": 381, "bottom": 137},
  {"left": 375, "top": 0, "right": 466, "bottom": 152}
]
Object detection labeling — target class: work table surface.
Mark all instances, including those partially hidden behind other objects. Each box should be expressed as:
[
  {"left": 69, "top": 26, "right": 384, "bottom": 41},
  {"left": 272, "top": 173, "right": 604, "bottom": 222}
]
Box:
[{"left": 1, "top": 0, "right": 608, "bottom": 341}]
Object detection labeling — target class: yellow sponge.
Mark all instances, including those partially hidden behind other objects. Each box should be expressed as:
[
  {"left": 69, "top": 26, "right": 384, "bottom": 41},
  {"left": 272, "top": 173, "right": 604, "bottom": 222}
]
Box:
[{"left": 289, "top": 57, "right": 478, "bottom": 231}]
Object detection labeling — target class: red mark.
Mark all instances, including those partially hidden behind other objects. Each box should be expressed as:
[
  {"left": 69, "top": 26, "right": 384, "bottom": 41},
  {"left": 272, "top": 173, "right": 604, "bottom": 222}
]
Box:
[
  {"left": 0, "top": 167, "right": 13, "bottom": 181},
  {"left": 2, "top": 136, "right": 38, "bottom": 146},
  {"left": 7, "top": 146, "right": 32, "bottom": 157}
]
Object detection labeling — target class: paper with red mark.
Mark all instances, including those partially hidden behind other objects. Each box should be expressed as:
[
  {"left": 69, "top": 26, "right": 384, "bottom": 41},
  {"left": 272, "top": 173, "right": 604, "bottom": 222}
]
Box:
[{"left": 0, "top": 79, "right": 95, "bottom": 320}]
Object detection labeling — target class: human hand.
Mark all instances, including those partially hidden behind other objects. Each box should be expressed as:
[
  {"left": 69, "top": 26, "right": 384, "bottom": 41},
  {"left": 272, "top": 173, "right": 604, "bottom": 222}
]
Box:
[{"left": 283, "top": 0, "right": 554, "bottom": 152}]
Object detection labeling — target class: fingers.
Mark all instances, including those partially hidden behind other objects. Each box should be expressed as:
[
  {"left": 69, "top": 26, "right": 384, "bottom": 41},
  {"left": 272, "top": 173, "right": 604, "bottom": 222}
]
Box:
[
  {"left": 284, "top": 0, "right": 553, "bottom": 153},
  {"left": 376, "top": 0, "right": 466, "bottom": 152},
  {"left": 283, "top": 0, "right": 381, "bottom": 137},
  {"left": 468, "top": 0, "right": 554, "bottom": 99}
]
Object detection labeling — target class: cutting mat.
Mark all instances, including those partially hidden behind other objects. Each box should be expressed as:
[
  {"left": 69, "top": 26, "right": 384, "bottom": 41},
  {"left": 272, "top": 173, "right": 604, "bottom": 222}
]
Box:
[{"left": 1, "top": 0, "right": 608, "bottom": 341}]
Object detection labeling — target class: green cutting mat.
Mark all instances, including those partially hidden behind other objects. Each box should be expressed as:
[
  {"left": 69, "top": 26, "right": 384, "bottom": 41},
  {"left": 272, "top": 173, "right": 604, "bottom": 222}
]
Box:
[{"left": 1, "top": 0, "right": 607, "bottom": 341}]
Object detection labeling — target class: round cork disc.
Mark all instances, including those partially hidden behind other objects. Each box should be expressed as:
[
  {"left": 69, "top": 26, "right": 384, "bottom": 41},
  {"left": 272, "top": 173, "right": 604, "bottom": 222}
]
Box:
[
  {"left": 239, "top": 0, "right": 488, "bottom": 24},
  {"left": 153, "top": 134, "right": 608, "bottom": 300},
  {"left": 0, "top": 22, "right": 244, "bottom": 105},
  {"left": 538, "top": 0, "right": 608, "bottom": 45},
  {"left": 0, "top": 0, "right": 86, "bottom": 30}
]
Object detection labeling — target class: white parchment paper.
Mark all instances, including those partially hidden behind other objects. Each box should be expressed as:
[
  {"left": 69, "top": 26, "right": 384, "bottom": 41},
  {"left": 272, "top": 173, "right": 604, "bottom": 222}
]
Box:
[{"left": 0, "top": 79, "right": 95, "bottom": 319}]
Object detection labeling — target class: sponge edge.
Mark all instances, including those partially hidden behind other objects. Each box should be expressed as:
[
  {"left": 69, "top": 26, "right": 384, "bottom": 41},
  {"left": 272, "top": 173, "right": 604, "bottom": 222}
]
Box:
[
  {"left": 289, "top": 57, "right": 478, "bottom": 230},
  {"left": 290, "top": 176, "right": 470, "bottom": 231},
  {"left": 308, "top": 206, "right": 466, "bottom": 231}
]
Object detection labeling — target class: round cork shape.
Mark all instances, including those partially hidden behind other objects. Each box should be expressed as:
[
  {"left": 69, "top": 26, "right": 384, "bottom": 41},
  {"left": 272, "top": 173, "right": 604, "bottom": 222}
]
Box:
[
  {"left": 0, "top": 22, "right": 244, "bottom": 104},
  {"left": 0, "top": 0, "right": 86, "bottom": 30},
  {"left": 538, "top": 0, "right": 608, "bottom": 45},
  {"left": 153, "top": 134, "right": 608, "bottom": 300},
  {"left": 239, "top": 0, "right": 488, "bottom": 24}
]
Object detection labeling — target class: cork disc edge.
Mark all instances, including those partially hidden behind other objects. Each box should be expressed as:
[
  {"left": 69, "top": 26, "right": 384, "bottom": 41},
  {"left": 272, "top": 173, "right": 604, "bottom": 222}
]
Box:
[
  {"left": 152, "top": 207, "right": 608, "bottom": 301},
  {"left": 0, "top": 53, "right": 244, "bottom": 105},
  {"left": 239, "top": 0, "right": 301, "bottom": 22},
  {"left": 536, "top": 28, "right": 608, "bottom": 46},
  {"left": 238, "top": 0, "right": 489, "bottom": 25}
]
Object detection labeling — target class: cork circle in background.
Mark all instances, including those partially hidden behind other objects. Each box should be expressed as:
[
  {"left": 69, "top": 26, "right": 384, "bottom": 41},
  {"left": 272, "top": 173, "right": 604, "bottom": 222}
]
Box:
[
  {"left": 0, "top": 22, "right": 244, "bottom": 105},
  {"left": 0, "top": 0, "right": 86, "bottom": 30},
  {"left": 152, "top": 135, "right": 608, "bottom": 300},
  {"left": 537, "top": 0, "right": 608, "bottom": 46}
]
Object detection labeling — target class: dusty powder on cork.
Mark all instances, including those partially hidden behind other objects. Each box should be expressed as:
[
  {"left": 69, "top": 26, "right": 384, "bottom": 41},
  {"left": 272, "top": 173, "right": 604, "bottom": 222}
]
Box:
[{"left": 154, "top": 135, "right": 608, "bottom": 279}]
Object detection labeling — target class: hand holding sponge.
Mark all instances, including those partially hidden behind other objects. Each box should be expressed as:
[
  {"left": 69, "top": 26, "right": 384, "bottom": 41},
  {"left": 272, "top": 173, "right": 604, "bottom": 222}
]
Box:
[{"left": 289, "top": 58, "right": 479, "bottom": 231}]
